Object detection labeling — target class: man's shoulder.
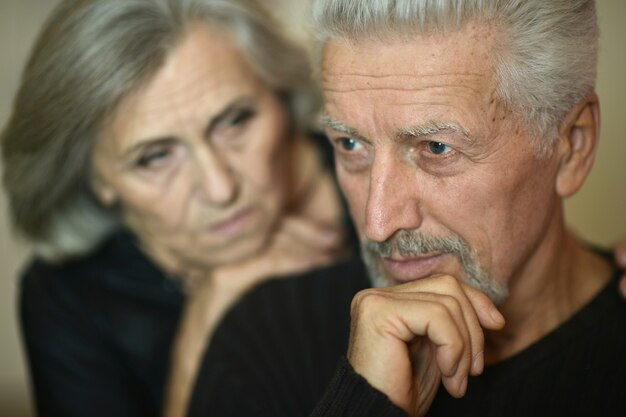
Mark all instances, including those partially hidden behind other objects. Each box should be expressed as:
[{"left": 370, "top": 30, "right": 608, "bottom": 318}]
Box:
[
  {"left": 430, "top": 267, "right": 626, "bottom": 417},
  {"left": 237, "top": 256, "right": 369, "bottom": 312},
  {"left": 211, "top": 256, "right": 370, "bottom": 344},
  {"left": 189, "top": 257, "right": 370, "bottom": 417}
]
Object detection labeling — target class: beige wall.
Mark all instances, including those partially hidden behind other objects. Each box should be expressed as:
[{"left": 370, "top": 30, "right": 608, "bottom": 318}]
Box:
[
  {"left": 565, "top": 0, "right": 626, "bottom": 246},
  {"left": 0, "top": 2, "right": 57, "bottom": 416},
  {"left": 0, "top": 1, "right": 624, "bottom": 415}
]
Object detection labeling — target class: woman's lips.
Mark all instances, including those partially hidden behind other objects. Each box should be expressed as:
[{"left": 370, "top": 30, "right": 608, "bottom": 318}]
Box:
[
  {"left": 206, "top": 207, "right": 255, "bottom": 236},
  {"left": 381, "top": 253, "right": 449, "bottom": 283}
]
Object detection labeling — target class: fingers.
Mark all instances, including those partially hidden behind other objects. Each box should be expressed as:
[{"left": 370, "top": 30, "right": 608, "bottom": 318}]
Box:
[
  {"left": 390, "top": 276, "right": 504, "bottom": 375},
  {"left": 347, "top": 290, "right": 460, "bottom": 409},
  {"left": 399, "top": 295, "right": 472, "bottom": 397},
  {"left": 348, "top": 275, "right": 505, "bottom": 407},
  {"left": 247, "top": 219, "right": 339, "bottom": 280},
  {"left": 279, "top": 215, "right": 344, "bottom": 251},
  {"left": 261, "top": 215, "right": 346, "bottom": 276}
]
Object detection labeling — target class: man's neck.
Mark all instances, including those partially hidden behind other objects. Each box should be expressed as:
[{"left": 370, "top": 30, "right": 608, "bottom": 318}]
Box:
[{"left": 483, "top": 219, "right": 612, "bottom": 365}]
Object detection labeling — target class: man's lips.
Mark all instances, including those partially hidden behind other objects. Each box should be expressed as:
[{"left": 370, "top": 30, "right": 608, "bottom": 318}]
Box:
[{"left": 381, "top": 253, "right": 449, "bottom": 283}]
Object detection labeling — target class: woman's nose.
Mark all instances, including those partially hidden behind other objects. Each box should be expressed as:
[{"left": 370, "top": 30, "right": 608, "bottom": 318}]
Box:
[{"left": 194, "top": 149, "right": 238, "bottom": 206}]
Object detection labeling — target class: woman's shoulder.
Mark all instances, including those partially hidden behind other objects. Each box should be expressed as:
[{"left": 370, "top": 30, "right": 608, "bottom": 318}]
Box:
[{"left": 20, "top": 229, "right": 183, "bottom": 307}]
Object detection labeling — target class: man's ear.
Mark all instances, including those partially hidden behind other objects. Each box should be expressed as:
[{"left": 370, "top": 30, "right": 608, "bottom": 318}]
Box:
[
  {"left": 90, "top": 172, "right": 118, "bottom": 206},
  {"left": 555, "top": 92, "right": 601, "bottom": 198}
]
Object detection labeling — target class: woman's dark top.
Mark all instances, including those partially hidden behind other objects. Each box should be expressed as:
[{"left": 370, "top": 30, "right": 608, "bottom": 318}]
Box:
[
  {"left": 20, "top": 230, "right": 185, "bottom": 417},
  {"left": 18, "top": 133, "right": 354, "bottom": 417}
]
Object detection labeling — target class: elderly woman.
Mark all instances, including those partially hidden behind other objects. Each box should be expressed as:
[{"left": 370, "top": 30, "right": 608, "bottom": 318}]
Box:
[{"left": 1, "top": 1, "right": 352, "bottom": 416}]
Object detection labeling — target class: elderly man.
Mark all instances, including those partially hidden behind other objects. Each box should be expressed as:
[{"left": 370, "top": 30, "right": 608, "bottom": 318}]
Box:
[{"left": 187, "top": 1, "right": 626, "bottom": 416}]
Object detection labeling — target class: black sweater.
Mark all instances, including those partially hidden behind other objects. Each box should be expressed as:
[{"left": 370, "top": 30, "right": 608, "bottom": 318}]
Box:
[
  {"left": 20, "top": 231, "right": 185, "bottom": 417},
  {"left": 187, "top": 257, "right": 626, "bottom": 417}
]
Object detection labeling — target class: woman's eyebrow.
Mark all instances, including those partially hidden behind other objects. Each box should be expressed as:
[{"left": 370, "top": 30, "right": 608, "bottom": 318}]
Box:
[
  {"left": 203, "top": 96, "right": 255, "bottom": 137},
  {"left": 120, "top": 96, "right": 256, "bottom": 160}
]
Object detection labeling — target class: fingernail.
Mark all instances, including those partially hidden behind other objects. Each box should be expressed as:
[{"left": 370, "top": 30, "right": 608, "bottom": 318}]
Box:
[
  {"left": 490, "top": 308, "right": 505, "bottom": 326},
  {"left": 472, "top": 351, "right": 484, "bottom": 375}
]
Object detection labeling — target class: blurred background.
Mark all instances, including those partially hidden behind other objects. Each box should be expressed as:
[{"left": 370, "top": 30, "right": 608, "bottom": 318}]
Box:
[{"left": 0, "top": 1, "right": 623, "bottom": 416}]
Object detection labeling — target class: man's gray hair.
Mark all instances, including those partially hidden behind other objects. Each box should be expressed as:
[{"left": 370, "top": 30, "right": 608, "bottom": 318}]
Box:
[
  {"left": 312, "top": 0, "right": 599, "bottom": 157},
  {"left": 2, "top": 0, "right": 317, "bottom": 261}
]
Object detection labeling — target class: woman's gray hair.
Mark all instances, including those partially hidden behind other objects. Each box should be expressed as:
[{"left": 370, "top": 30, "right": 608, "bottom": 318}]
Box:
[
  {"left": 2, "top": 0, "right": 317, "bottom": 262},
  {"left": 312, "top": 0, "right": 599, "bottom": 157}
]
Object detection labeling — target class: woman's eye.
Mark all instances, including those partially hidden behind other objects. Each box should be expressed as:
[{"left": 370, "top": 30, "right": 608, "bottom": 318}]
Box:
[
  {"left": 136, "top": 147, "right": 171, "bottom": 168},
  {"left": 212, "top": 108, "right": 257, "bottom": 145},
  {"left": 427, "top": 141, "right": 453, "bottom": 155}
]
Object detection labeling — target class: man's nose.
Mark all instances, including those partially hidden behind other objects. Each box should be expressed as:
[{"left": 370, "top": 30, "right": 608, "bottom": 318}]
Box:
[
  {"left": 195, "top": 149, "right": 238, "bottom": 206},
  {"left": 364, "top": 153, "right": 423, "bottom": 242}
]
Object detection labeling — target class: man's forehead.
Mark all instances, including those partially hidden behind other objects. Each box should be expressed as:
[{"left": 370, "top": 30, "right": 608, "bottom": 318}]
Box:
[
  {"left": 321, "top": 25, "right": 498, "bottom": 78},
  {"left": 319, "top": 28, "right": 503, "bottom": 142}
]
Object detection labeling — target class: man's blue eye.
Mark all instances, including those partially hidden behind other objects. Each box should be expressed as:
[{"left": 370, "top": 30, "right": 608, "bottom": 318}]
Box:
[
  {"left": 427, "top": 141, "right": 450, "bottom": 155},
  {"left": 340, "top": 138, "right": 358, "bottom": 151}
]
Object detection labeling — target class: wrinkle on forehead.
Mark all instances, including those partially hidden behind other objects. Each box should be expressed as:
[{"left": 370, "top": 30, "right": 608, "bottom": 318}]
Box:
[
  {"left": 321, "top": 24, "right": 498, "bottom": 96},
  {"left": 321, "top": 28, "right": 511, "bottom": 148},
  {"left": 117, "top": 31, "right": 248, "bottom": 122},
  {"left": 323, "top": 81, "right": 485, "bottom": 97},
  {"left": 103, "top": 25, "right": 259, "bottom": 153},
  {"left": 323, "top": 66, "right": 489, "bottom": 95}
]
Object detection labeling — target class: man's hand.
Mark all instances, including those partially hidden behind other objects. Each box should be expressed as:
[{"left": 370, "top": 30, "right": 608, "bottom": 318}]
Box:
[
  {"left": 616, "top": 239, "right": 626, "bottom": 297},
  {"left": 347, "top": 275, "right": 505, "bottom": 417}
]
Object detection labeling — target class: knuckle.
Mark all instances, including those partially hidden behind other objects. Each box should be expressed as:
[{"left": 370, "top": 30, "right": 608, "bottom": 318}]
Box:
[
  {"left": 429, "top": 301, "right": 451, "bottom": 319},
  {"left": 439, "top": 294, "right": 462, "bottom": 314},
  {"left": 351, "top": 289, "right": 387, "bottom": 319},
  {"left": 430, "top": 274, "right": 463, "bottom": 294},
  {"left": 438, "top": 274, "right": 458, "bottom": 287},
  {"left": 441, "top": 339, "right": 464, "bottom": 362}
]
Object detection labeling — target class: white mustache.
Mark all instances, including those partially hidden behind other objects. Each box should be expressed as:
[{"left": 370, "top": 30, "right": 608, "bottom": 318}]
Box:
[{"left": 361, "top": 230, "right": 509, "bottom": 305}]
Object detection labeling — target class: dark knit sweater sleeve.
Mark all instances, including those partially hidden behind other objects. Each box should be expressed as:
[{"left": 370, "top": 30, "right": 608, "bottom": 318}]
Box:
[
  {"left": 19, "top": 232, "right": 184, "bottom": 417},
  {"left": 20, "top": 261, "right": 148, "bottom": 417},
  {"left": 311, "top": 357, "right": 407, "bottom": 417}
]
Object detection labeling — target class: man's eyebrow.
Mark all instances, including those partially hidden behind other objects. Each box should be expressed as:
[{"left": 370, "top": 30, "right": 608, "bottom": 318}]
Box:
[
  {"left": 319, "top": 115, "right": 471, "bottom": 144},
  {"left": 401, "top": 121, "right": 471, "bottom": 141},
  {"left": 319, "top": 114, "right": 369, "bottom": 142}
]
